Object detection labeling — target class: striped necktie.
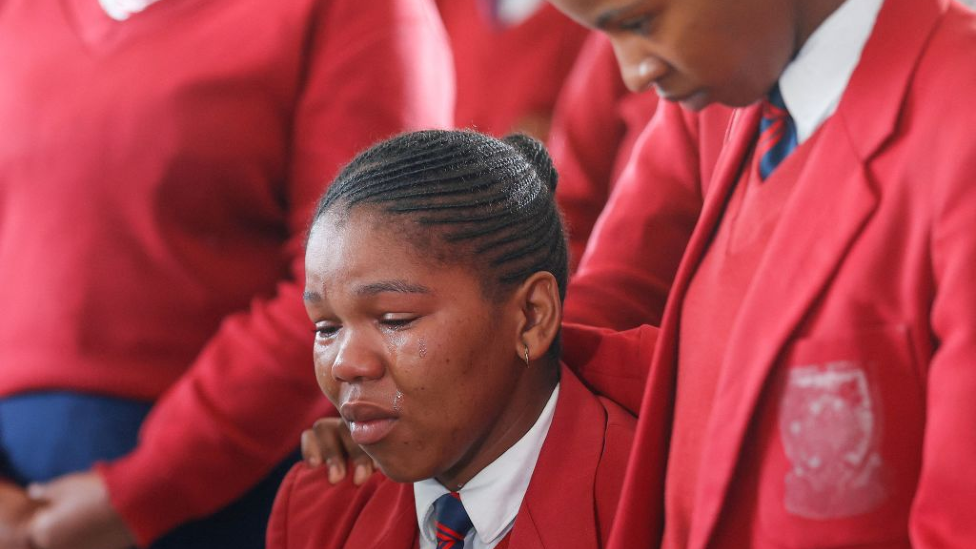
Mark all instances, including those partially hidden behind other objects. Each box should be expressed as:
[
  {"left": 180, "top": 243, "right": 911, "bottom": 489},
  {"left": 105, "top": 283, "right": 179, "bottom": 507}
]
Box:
[
  {"left": 757, "top": 84, "right": 798, "bottom": 181},
  {"left": 433, "top": 492, "right": 474, "bottom": 549}
]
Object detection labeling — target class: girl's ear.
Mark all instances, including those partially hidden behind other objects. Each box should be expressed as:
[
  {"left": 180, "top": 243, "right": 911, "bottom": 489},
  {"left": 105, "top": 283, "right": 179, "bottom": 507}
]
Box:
[{"left": 512, "top": 271, "right": 561, "bottom": 365}]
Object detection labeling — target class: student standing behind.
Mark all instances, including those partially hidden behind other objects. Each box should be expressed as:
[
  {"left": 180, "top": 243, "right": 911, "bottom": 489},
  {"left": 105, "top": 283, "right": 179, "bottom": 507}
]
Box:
[
  {"left": 548, "top": 0, "right": 976, "bottom": 547},
  {"left": 437, "top": 0, "right": 589, "bottom": 139},
  {"left": 547, "top": 32, "right": 659, "bottom": 272},
  {"left": 268, "top": 130, "right": 642, "bottom": 549},
  {"left": 0, "top": 0, "right": 453, "bottom": 547}
]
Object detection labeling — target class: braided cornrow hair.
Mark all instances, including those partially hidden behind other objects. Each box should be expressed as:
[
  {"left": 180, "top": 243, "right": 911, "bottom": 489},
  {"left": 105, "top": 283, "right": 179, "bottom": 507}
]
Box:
[{"left": 310, "top": 129, "right": 568, "bottom": 359}]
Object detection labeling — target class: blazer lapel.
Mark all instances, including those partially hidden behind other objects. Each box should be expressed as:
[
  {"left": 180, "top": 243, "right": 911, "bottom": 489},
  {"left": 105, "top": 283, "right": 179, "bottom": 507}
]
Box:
[
  {"left": 687, "top": 0, "right": 947, "bottom": 547},
  {"left": 602, "top": 106, "right": 760, "bottom": 549},
  {"left": 652, "top": 105, "right": 762, "bottom": 374},
  {"left": 510, "top": 369, "right": 603, "bottom": 548},
  {"left": 368, "top": 483, "right": 421, "bottom": 549}
]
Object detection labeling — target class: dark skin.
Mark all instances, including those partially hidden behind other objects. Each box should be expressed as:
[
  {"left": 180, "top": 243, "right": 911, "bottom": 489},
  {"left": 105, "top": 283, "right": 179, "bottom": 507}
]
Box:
[
  {"left": 0, "top": 481, "right": 42, "bottom": 549},
  {"left": 303, "top": 208, "right": 561, "bottom": 489},
  {"left": 302, "top": 0, "right": 850, "bottom": 479},
  {"left": 544, "top": 0, "right": 846, "bottom": 110},
  {"left": 0, "top": 476, "right": 133, "bottom": 549}
]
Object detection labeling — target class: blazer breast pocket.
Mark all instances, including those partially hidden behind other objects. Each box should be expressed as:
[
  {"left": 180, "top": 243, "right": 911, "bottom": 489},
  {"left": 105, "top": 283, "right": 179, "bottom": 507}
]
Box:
[{"left": 755, "top": 325, "right": 923, "bottom": 548}]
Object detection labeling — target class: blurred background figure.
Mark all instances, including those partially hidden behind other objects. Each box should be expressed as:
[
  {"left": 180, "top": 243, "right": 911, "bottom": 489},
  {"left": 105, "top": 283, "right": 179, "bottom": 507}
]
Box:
[
  {"left": 547, "top": 33, "right": 659, "bottom": 272},
  {"left": 0, "top": 0, "right": 453, "bottom": 548},
  {"left": 436, "top": 0, "right": 588, "bottom": 140}
]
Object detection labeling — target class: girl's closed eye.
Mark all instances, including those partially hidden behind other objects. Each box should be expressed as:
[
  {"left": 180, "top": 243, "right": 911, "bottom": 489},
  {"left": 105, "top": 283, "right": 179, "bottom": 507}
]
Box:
[
  {"left": 313, "top": 323, "right": 341, "bottom": 339},
  {"left": 379, "top": 315, "right": 418, "bottom": 331}
]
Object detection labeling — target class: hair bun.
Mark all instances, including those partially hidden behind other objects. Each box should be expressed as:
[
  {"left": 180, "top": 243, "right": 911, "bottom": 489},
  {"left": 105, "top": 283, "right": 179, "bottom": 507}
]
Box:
[{"left": 503, "top": 133, "right": 558, "bottom": 193}]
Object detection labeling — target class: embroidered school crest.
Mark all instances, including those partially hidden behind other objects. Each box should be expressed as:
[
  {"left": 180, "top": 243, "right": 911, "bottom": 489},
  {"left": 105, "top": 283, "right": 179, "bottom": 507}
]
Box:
[{"left": 779, "top": 360, "right": 886, "bottom": 519}]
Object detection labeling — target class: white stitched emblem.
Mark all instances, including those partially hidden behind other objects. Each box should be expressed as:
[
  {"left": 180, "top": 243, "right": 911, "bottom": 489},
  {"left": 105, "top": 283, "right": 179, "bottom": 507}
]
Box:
[{"left": 779, "top": 361, "right": 886, "bottom": 519}]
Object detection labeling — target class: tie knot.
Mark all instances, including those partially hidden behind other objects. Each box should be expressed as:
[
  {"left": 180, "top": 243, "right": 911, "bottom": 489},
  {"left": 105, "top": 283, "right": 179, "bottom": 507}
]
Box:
[
  {"left": 757, "top": 84, "right": 798, "bottom": 181},
  {"left": 433, "top": 492, "right": 474, "bottom": 548},
  {"left": 762, "top": 84, "right": 790, "bottom": 122}
]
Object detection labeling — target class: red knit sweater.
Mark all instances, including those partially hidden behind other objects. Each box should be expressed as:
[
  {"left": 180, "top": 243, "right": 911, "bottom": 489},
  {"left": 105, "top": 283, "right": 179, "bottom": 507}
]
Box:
[{"left": 0, "top": 0, "right": 453, "bottom": 544}]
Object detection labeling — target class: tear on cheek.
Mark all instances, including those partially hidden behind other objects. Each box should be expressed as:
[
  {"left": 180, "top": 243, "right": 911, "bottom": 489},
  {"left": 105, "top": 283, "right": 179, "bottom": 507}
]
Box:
[
  {"left": 418, "top": 338, "right": 428, "bottom": 358},
  {"left": 393, "top": 390, "right": 404, "bottom": 413},
  {"left": 388, "top": 332, "right": 407, "bottom": 358}
]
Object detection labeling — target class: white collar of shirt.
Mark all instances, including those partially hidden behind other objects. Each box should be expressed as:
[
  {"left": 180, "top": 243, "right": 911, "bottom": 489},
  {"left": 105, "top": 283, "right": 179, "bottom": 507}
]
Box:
[
  {"left": 496, "top": 0, "right": 545, "bottom": 26},
  {"left": 98, "top": 0, "right": 163, "bottom": 21},
  {"left": 778, "top": 0, "right": 884, "bottom": 143},
  {"left": 414, "top": 384, "right": 560, "bottom": 549}
]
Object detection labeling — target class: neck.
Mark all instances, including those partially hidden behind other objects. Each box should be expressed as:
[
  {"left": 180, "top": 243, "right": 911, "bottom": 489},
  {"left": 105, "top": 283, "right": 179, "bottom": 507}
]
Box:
[
  {"left": 436, "top": 367, "right": 559, "bottom": 491},
  {"left": 793, "top": 0, "right": 849, "bottom": 56}
]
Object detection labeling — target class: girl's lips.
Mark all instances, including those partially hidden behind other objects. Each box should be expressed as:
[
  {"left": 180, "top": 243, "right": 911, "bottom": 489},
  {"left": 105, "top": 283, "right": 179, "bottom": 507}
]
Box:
[{"left": 349, "top": 418, "right": 397, "bottom": 445}]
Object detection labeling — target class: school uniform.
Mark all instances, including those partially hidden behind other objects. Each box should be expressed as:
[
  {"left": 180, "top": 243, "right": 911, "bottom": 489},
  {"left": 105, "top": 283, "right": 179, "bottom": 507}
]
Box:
[
  {"left": 267, "top": 365, "right": 637, "bottom": 549},
  {"left": 562, "top": 0, "right": 976, "bottom": 546},
  {"left": 436, "top": 0, "right": 588, "bottom": 137},
  {"left": 548, "top": 33, "right": 659, "bottom": 272},
  {"left": 562, "top": 100, "right": 733, "bottom": 330},
  {"left": 0, "top": 0, "right": 453, "bottom": 545}
]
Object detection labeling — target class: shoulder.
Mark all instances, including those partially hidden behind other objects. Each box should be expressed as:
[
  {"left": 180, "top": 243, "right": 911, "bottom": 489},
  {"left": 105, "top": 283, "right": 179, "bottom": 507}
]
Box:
[
  {"left": 557, "top": 368, "right": 637, "bottom": 543},
  {"left": 892, "top": 2, "right": 976, "bottom": 125},
  {"left": 267, "top": 463, "right": 403, "bottom": 549},
  {"left": 891, "top": 4, "right": 976, "bottom": 205},
  {"left": 561, "top": 323, "right": 658, "bottom": 415},
  {"left": 593, "top": 393, "right": 637, "bottom": 501},
  {"left": 556, "top": 368, "right": 636, "bottom": 489}
]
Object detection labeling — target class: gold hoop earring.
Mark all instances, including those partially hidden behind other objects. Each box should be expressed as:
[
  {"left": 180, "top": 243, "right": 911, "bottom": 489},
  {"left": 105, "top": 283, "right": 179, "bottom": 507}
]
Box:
[{"left": 523, "top": 343, "right": 530, "bottom": 367}]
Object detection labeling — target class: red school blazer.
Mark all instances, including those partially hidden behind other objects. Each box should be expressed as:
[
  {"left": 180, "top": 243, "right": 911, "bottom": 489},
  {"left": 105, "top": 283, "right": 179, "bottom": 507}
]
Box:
[
  {"left": 267, "top": 365, "right": 637, "bottom": 549},
  {"left": 548, "top": 33, "right": 660, "bottom": 273},
  {"left": 566, "top": 0, "right": 976, "bottom": 547}
]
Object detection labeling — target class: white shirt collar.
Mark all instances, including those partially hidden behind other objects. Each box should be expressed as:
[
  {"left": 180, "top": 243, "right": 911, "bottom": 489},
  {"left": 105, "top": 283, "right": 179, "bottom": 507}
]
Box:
[
  {"left": 495, "top": 0, "right": 545, "bottom": 26},
  {"left": 778, "top": 0, "right": 884, "bottom": 143},
  {"left": 414, "top": 384, "right": 560, "bottom": 549},
  {"left": 98, "top": 0, "right": 163, "bottom": 21}
]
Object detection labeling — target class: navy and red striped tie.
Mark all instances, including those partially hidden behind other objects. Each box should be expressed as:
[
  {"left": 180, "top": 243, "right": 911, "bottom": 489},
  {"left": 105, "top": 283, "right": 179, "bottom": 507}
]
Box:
[
  {"left": 757, "top": 84, "right": 798, "bottom": 181},
  {"left": 433, "top": 492, "right": 474, "bottom": 549}
]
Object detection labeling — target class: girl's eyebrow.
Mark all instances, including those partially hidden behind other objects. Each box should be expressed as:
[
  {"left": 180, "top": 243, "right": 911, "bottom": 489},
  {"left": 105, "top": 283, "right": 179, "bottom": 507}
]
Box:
[{"left": 355, "top": 280, "right": 432, "bottom": 296}]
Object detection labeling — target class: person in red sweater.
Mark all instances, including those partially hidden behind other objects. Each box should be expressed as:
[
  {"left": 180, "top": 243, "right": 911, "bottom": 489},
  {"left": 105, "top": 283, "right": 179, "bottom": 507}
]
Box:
[
  {"left": 267, "top": 129, "right": 647, "bottom": 549},
  {"left": 0, "top": 0, "right": 453, "bottom": 547},
  {"left": 436, "top": 0, "right": 589, "bottom": 140},
  {"left": 547, "top": 32, "right": 659, "bottom": 272}
]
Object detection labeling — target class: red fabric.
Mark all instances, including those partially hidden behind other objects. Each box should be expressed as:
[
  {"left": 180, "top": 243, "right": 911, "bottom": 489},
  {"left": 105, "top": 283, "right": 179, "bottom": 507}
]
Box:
[
  {"left": 0, "top": 0, "right": 453, "bottom": 544},
  {"left": 562, "top": 104, "right": 734, "bottom": 330},
  {"left": 560, "top": 322, "right": 657, "bottom": 416},
  {"left": 664, "top": 133, "right": 819, "bottom": 549},
  {"left": 435, "top": 0, "right": 588, "bottom": 138},
  {"left": 266, "top": 365, "right": 636, "bottom": 549},
  {"left": 548, "top": 33, "right": 659, "bottom": 271},
  {"left": 590, "top": 0, "right": 976, "bottom": 547}
]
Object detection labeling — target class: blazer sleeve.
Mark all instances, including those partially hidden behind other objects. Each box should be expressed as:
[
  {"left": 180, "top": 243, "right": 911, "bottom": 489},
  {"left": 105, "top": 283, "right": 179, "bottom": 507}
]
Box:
[
  {"left": 266, "top": 465, "right": 301, "bottom": 549},
  {"left": 562, "top": 101, "right": 705, "bottom": 330},
  {"left": 561, "top": 322, "right": 658, "bottom": 416},
  {"left": 95, "top": 0, "right": 454, "bottom": 544},
  {"left": 549, "top": 33, "right": 631, "bottom": 271},
  {"left": 550, "top": 33, "right": 659, "bottom": 273},
  {"left": 908, "top": 123, "right": 976, "bottom": 546}
]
